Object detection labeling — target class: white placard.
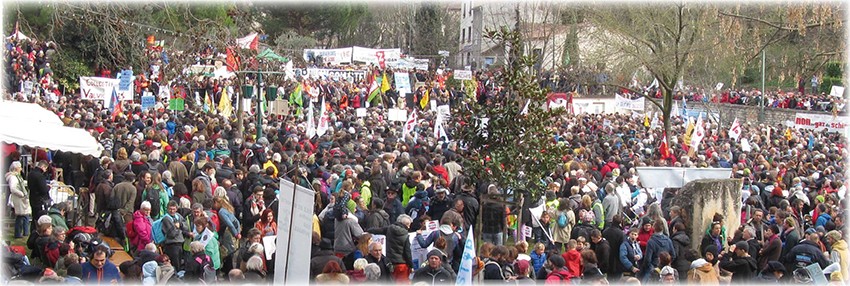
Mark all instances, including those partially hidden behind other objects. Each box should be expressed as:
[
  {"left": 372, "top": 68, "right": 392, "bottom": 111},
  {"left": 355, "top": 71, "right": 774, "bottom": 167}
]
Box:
[
  {"left": 830, "top": 86, "right": 845, "bottom": 97},
  {"left": 274, "top": 180, "right": 316, "bottom": 285},
  {"left": 794, "top": 113, "right": 849, "bottom": 133},
  {"left": 715, "top": 82, "right": 724, "bottom": 90},
  {"left": 79, "top": 76, "right": 132, "bottom": 102},
  {"left": 302, "top": 47, "right": 353, "bottom": 65},
  {"left": 263, "top": 235, "right": 277, "bottom": 259},
  {"left": 614, "top": 94, "right": 646, "bottom": 111},
  {"left": 394, "top": 72, "right": 412, "bottom": 97},
  {"left": 351, "top": 46, "right": 401, "bottom": 65},
  {"left": 454, "top": 70, "right": 473, "bottom": 80},
  {"left": 356, "top": 108, "right": 367, "bottom": 117},
  {"left": 388, "top": 108, "right": 408, "bottom": 122},
  {"left": 430, "top": 100, "right": 437, "bottom": 112},
  {"left": 437, "top": 105, "right": 450, "bottom": 118},
  {"left": 635, "top": 167, "right": 733, "bottom": 189}
]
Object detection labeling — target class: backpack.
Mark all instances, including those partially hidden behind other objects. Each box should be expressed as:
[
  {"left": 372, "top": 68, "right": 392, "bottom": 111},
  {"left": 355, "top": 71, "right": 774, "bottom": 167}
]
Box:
[
  {"left": 126, "top": 219, "right": 136, "bottom": 244},
  {"left": 145, "top": 186, "right": 163, "bottom": 218},
  {"left": 209, "top": 210, "right": 222, "bottom": 232},
  {"left": 152, "top": 216, "right": 167, "bottom": 244},
  {"left": 557, "top": 212, "right": 568, "bottom": 228},
  {"left": 195, "top": 255, "right": 217, "bottom": 284}
]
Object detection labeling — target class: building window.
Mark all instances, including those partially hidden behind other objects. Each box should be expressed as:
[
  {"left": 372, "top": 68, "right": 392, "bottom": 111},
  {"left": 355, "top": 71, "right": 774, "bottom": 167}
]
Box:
[
  {"left": 462, "top": 29, "right": 466, "bottom": 44},
  {"left": 467, "top": 52, "right": 472, "bottom": 66},
  {"left": 468, "top": 27, "right": 473, "bottom": 43}
]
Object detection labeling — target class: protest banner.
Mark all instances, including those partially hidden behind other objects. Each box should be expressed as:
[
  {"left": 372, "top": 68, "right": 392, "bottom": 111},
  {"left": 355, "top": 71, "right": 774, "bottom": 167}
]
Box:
[
  {"left": 394, "top": 72, "right": 413, "bottom": 96},
  {"left": 356, "top": 108, "right": 367, "bottom": 117},
  {"left": 456, "top": 227, "right": 475, "bottom": 285},
  {"left": 302, "top": 47, "right": 353, "bottom": 65},
  {"left": 635, "top": 167, "right": 732, "bottom": 188},
  {"left": 830, "top": 85, "right": 845, "bottom": 97},
  {"left": 454, "top": 70, "right": 473, "bottom": 80},
  {"left": 274, "top": 180, "right": 316, "bottom": 284},
  {"left": 437, "top": 105, "right": 451, "bottom": 118},
  {"left": 141, "top": 93, "right": 155, "bottom": 111},
  {"left": 388, "top": 108, "right": 408, "bottom": 122},
  {"left": 294, "top": 68, "right": 368, "bottom": 82},
  {"left": 80, "top": 77, "right": 132, "bottom": 102},
  {"left": 351, "top": 46, "right": 401, "bottom": 65},
  {"left": 614, "top": 94, "right": 646, "bottom": 111},
  {"left": 794, "top": 112, "right": 849, "bottom": 133},
  {"left": 547, "top": 92, "right": 570, "bottom": 110}
]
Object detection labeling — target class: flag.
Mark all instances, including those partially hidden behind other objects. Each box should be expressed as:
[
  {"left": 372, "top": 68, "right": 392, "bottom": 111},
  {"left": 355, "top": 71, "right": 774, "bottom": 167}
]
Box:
[
  {"left": 434, "top": 112, "right": 447, "bottom": 141},
  {"left": 259, "top": 88, "right": 267, "bottom": 118},
  {"left": 659, "top": 132, "right": 672, "bottom": 159},
  {"left": 218, "top": 87, "right": 233, "bottom": 118},
  {"left": 672, "top": 100, "right": 681, "bottom": 117},
  {"left": 643, "top": 113, "right": 650, "bottom": 127},
  {"left": 381, "top": 72, "right": 391, "bottom": 94},
  {"left": 367, "top": 78, "right": 381, "bottom": 104},
  {"left": 110, "top": 87, "right": 122, "bottom": 120},
  {"left": 225, "top": 47, "right": 240, "bottom": 72},
  {"left": 682, "top": 98, "right": 688, "bottom": 112},
  {"left": 650, "top": 112, "right": 660, "bottom": 130},
  {"left": 455, "top": 226, "right": 475, "bottom": 286},
  {"left": 316, "top": 97, "right": 329, "bottom": 137},
  {"left": 420, "top": 89, "right": 430, "bottom": 110},
  {"left": 306, "top": 105, "right": 316, "bottom": 138},
  {"left": 169, "top": 87, "right": 185, "bottom": 111},
  {"left": 784, "top": 127, "right": 793, "bottom": 141},
  {"left": 236, "top": 32, "right": 259, "bottom": 50},
  {"left": 728, "top": 118, "right": 742, "bottom": 141},
  {"left": 289, "top": 83, "right": 303, "bottom": 107},
  {"left": 520, "top": 99, "right": 530, "bottom": 115},
  {"left": 689, "top": 114, "right": 706, "bottom": 153},
  {"left": 203, "top": 91, "right": 213, "bottom": 113},
  {"left": 403, "top": 111, "right": 417, "bottom": 138}
]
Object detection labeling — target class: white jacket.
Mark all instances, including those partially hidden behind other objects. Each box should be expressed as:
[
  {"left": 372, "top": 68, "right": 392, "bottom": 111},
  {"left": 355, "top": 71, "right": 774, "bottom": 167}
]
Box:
[{"left": 6, "top": 172, "right": 31, "bottom": 216}]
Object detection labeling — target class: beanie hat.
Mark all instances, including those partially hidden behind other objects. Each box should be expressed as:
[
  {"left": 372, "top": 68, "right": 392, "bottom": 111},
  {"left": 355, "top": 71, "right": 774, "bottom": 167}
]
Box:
[
  {"left": 66, "top": 263, "right": 82, "bottom": 278},
  {"left": 427, "top": 249, "right": 446, "bottom": 262},
  {"left": 38, "top": 215, "right": 52, "bottom": 225},
  {"left": 735, "top": 241, "right": 749, "bottom": 252},
  {"left": 514, "top": 260, "right": 530, "bottom": 275}
]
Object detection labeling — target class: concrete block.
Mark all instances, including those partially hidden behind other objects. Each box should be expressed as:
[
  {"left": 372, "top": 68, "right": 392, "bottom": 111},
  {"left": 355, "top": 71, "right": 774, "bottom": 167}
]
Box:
[{"left": 670, "top": 179, "right": 742, "bottom": 252}]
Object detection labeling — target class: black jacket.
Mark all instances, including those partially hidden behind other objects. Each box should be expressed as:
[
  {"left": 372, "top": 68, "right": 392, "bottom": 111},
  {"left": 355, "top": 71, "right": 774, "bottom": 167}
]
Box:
[
  {"left": 481, "top": 202, "right": 506, "bottom": 234},
  {"left": 309, "top": 249, "right": 346, "bottom": 279},
  {"left": 27, "top": 168, "right": 50, "bottom": 207},
  {"left": 412, "top": 264, "right": 457, "bottom": 284},
  {"left": 719, "top": 253, "right": 758, "bottom": 283},
  {"left": 590, "top": 238, "right": 611, "bottom": 273},
  {"left": 427, "top": 196, "right": 453, "bottom": 223},
  {"left": 456, "top": 192, "right": 479, "bottom": 231},
  {"left": 783, "top": 240, "right": 829, "bottom": 271},
  {"left": 602, "top": 225, "right": 626, "bottom": 274},
  {"left": 368, "top": 222, "right": 413, "bottom": 266},
  {"left": 365, "top": 254, "right": 392, "bottom": 281},
  {"left": 670, "top": 230, "right": 692, "bottom": 278}
]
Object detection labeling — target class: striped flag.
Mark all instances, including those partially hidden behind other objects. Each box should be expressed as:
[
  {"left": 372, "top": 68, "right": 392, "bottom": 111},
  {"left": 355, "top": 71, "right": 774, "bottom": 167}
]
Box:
[
  {"left": 403, "top": 111, "right": 417, "bottom": 139},
  {"left": 110, "top": 87, "right": 122, "bottom": 120}
]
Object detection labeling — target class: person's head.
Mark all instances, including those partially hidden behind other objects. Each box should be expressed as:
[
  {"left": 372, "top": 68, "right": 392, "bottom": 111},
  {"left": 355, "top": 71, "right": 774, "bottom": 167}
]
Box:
[
  {"left": 368, "top": 242, "right": 383, "bottom": 259},
  {"left": 660, "top": 266, "right": 677, "bottom": 284},
  {"left": 142, "top": 171, "right": 152, "bottom": 184},
  {"left": 194, "top": 216, "right": 209, "bottom": 232},
  {"left": 653, "top": 220, "right": 666, "bottom": 233},
  {"left": 734, "top": 241, "right": 749, "bottom": 257},
  {"left": 246, "top": 255, "right": 264, "bottom": 272},
  {"left": 228, "top": 269, "right": 245, "bottom": 281},
  {"left": 642, "top": 219, "right": 653, "bottom": 232},
  {"left": 490, "top": 245, "right": 509, "bottom": 262},
  {"left": 140, "top": 201, "right": 152, "bottom": 216},
  {"left": 453, "top": 198, "right": 464, "bottom": 212},
  {"left": 825, "top": 230, "right": 843, "bottom": 245},
  {"left": 167, "top": 200, "right": 178, "bottom": 215},
  {"left": 90, "top": 249, "right": 107, "bottom": 269},
  {"left": 534, "top": 242, "right": 545, "bottom": 255},
  {"left": 710, "top": 221, "right": 722, "bottom": 236},
  {"left": 36, "top": 160, "right": 49, "bottom": 172},
  {"left": 742, "top": 226, "right": 756, "bottom": 240},
  {"left": 190, "top": 241, "right": 204, "bottom": 254},
  {"left": 191, "top": 203, "right": 204, "bottom": 218},
  {"left": 659, "top": 251, "right": 672, "bottom": 266},
  {"left": 427, "top": 249, "right": 445, "bottom": 269},
  {"left": 260, "top": 208, "right": 275, "bottom": 224},
  {"left": 752, "top": 208, "right": 764, "bottom": 223},
  {"left": 628, "top": 228, "right": 639, "bottom": 241},
  {"left": 567, "top": 239, "right": 577, "bottom": 250},
  {"left": 669, "top": 206, "right": 681, "bottom": 217},
  {"left": 322, "top": 260, "right": 343, "bottom": 274},
  {"left": 397, "top": 214, "right": 413, "bottom": 228},
  {"left": 549, "top": 254, "right": 566, "bottom": 269},
  {"left": 248, "top": 228, "right": 262, "bottom": 244},
  {"left": 580, "top": 249, "right": 597, "bottom": 264},
  {"left": 590, "top": 229, "right": 603, "bottom": 243}
]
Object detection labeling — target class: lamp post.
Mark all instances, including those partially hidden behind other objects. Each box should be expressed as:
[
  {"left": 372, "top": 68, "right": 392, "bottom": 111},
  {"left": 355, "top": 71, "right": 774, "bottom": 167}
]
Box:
[{"left": 256, "top": 68, "right": 264, "bottom": 140}]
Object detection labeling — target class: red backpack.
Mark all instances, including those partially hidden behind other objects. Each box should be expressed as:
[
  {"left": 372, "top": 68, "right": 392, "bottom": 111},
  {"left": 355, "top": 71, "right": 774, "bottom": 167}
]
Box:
[{"left": 209, "top": 210, "right": 221, "bottom": 232}]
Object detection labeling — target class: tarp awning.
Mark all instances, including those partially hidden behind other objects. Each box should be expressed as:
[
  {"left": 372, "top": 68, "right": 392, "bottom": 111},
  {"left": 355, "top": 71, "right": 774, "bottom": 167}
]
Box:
[
  {"left": 0, "top": 101, "right": 64, "bottom": 126},
  {"left": 6, "top": 31, "right": 31, "bottom": 41},
  {"left": 0, "top": 101, "right": 103, "bottom": 157}
]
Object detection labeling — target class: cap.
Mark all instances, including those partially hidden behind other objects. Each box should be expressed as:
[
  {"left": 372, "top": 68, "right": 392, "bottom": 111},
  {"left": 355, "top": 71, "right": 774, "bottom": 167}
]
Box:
[
  {"left": 735, "top": 241, "right": 750, "bottom": 252},
  {"left": 805, "top": 228, "right": 817, "bottom": 235}
]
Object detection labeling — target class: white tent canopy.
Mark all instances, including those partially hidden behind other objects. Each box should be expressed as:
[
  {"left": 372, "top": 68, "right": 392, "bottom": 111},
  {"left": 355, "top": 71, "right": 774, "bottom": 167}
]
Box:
[
  {"left": 6, "top": 31, "right": 31, "bottom": 41},
  {"left": 0, "top": 101, "right": 103, "bottom": 157},
  {"left": 0, "top": 101, "right": 64, "bottom": 126}
]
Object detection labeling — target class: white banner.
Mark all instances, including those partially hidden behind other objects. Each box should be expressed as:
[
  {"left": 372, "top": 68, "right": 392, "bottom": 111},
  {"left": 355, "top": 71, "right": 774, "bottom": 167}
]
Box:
[
  {"left": 389, "top": 58, "right": 429, "bottom": 70},
  {"left": 454, "top": 70, "right": 473, "bottom": 80},
  {"left": 437, "top": 105, "right": 451, "bottom": 118},
  {"left": 293, "top": 68, "right": 367, "bottom": 82},
  {"left": 351, "top": 46, "right": 401, "bottom": 65},
  {"left": 614, "top": 94, "right": 645, "bottom": 111},
  {"left": 394, "top": 72, "right": 413, "bottom": 96},
  {"left": 830, "top": 86, "right": 844, "bottom": 97},
  {"left": 79, "top": 76, "right": 133, "bottom": 102},
  {"left": 275, "top": 180, "right": 316, "bottom": 285},
  {"left": 302, "top": 47, "right": 353, "bottom": 65},
  {"left": 794, "top": 113, "right": 849, "bottom": 133},
  {"left": 455, "top": 226, "right": 475, "bottom": 286},
  {"left": 635, "top": 167, "right": 732, "bottom": 188}
]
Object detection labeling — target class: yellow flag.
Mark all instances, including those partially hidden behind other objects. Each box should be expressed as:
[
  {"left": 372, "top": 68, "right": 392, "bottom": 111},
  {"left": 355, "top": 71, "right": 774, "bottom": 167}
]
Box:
[
  {"left": 644, "top": 114, "right": 650, "bottom": 127},
  {"left": 218, "top": 87, "right": 233, "bottom": 117},
  {"left": 784, "top": 127, "right": 793, "bottom": 141},
  {"left": 420, "top": 88, "right": 430, "bottom": 109},
  {"left": 381, "top": 72, "right": 391, "bottom": 93},
  {"left": 683, "top": 117, "right": 695, "bottom": 144}
]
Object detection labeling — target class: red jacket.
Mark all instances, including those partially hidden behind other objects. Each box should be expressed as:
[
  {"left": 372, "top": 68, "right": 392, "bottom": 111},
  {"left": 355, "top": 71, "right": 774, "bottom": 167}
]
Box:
[{"left": 561, "top": 249, "right": 582, "bottom": 277}]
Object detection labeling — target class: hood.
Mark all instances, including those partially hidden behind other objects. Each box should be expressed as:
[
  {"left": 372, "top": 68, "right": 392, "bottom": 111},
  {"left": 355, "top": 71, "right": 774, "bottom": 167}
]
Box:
[
  {"left": 404, "top": 179, "right": 418, "bottom": 188},
  {"left": 134, "top": 210, "right": 149, "bottom": 220},
  {"left": 671, "top": 231, "right": 691, "bottom": 246},
  {"left": 696, "top": 263, "right": 714, "bottom": 272},
  {"left": 414, "top": 190, "right": 428, "bottom": 199},
  {"left": 48, "top": 207, "right": 62, "bottom": 215},
  {"left": 377, "top": 209, "right": 390, "bottom": 220},
  {"left": 142, "top": 261, "right": 158, "bottom": 277}
]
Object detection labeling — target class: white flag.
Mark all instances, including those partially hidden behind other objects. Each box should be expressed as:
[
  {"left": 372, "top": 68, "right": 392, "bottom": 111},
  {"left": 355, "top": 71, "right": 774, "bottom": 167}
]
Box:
[
  {"left": 455, "top": 226, "right": 475, "bottom": 286},
  {"left": 316, "top": 98, "right": 329, "bottom": 137},
  {"left": 305, "top": 105, "right": 316, "bottom": 138},
  {"left": 650, "top": 111, "right": 660, "bottom": 130},
  {"left": 520, "top": 99, "right": 530, "bottom": 115},
  {"left": 728, "top": 118, "right": 742, "bottom": 141},
  {"left": 672, "top": 101, "right": 681, "bottom": 118},
  {"left": 403, "top": 111, "right": 417, "bottom": 139},
  {"left": 690, "top": 114, "right": 706, "bottom": 151}
]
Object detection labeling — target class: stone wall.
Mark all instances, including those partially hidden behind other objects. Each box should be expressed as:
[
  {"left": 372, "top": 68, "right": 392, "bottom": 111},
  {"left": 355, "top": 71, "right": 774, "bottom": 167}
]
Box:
[{"left": 670, "top": 179, "right": 743, "bottom": 252}]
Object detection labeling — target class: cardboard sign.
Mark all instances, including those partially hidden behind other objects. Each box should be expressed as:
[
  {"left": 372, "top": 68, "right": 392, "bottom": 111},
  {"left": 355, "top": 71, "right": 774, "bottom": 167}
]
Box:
[
  {"left": 356, "top": 108, "right": 367, "bottom": 117},
  {"left": 388, "top": 108, "right": 408, "bottom": 122},
  {"left": 830, "top": 85, "right": 845, "bottom": 97},
  {"left": 454, "top": 70, "right": 473, "bottom": 80},
  {"left": 119, "top": 70, "right": 133, "bottom": 91},
  {"left": 141, "top": 94, "right": 156, "bottom": 110},
  {"left": 437, "top": 105, "right": 450, "bottom": 118}
]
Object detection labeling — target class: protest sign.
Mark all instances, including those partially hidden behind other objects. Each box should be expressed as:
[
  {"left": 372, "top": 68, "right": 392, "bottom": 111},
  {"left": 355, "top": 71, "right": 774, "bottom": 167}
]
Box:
[
  {"left": 614, "top": 94, "right": 646, "bottom": 111},
  {"left": 80, "top": 77, "right": 132, "bottom": 101},
  {"left": 794, "top": 112, "right": 849, "bottom": 133},
  {"left": 275, "top": 180, "right": 315, "bottom": 285},
  {"left": 141, "top": 94, "right": 155, "bottom": 111},
  {"left": 356, "top": 108, "right": 367, "bottom": 117},
  {"left": 454, "top": 70, "right": 473, "bottom": 80},
  {"left": 388, "top": 108, "right": 408, "bottom": 122},
  {"left": 294, "top": 68, "right": 368, "bottom": 82},
  {"left": 302, "top": 47, "right": 353, "bottom": 65},
  {"left": 395, "top": 72, "right": 412, "bottom": 97},
  {"left": 437, "top": 105, "right": 451, "bottom": 118},
  {"left": 830, "top": 85, "right": 845, "bottom": 97},
  {"left": 351, "top": 46, "right": 401, "bottom": 65}
]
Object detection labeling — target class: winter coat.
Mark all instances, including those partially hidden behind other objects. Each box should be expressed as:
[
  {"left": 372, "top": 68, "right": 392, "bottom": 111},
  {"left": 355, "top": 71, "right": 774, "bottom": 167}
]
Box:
[
  {"left": 412, "top": 264, "right": 457, "bottom": 284},
  {"left": 334, "top": 217, "right": 364, "bottom": 255},
  {"left": 141, "top": 260, "right": 157, "bottom": 285},
  {"left": 686, "top": 263, "right": 720, "bottom": 284},
  {"left": 758, "top": 234, "right": 782, "bottom": 270},
  {"left": 427, "top": 196, "right": 453, "bottom": 222},
  {"left": 310, "top": 250, "right": 346, "bottom": 278},
  {"left": 363, "top": 209, "right": 390, "bottom": 231},
  {"left": 367, "top": 222, "right": 412, "bottom": 266},
  {"left": 113, "top": 181, "right": 137, "bottom": 218},
  {"left": 7, "top": 172, "right": 31, "bottom": 215},
  {"left": 783, "top": 240, "right": 829, "bottom": 271},
  {"left": 562, "top": 249, "right": 582, "bottom": 277},
  {"left": 719, "top": 254, "right": 758, "bottom": 283},
  {"left": 619, "top": 239, "right": 642, "bottom": 271},
  {"left": 185, "top": 252, "right": 211, "bottom": 283},
  {"left": 670, "top": 230, "right": 692, "bottom": 278},
  {"left": 829, "top": 239, "right": 849, "bottom": 281},
  {"left": 642, "top": 233, "right": 676, "bottom": 275},
  {"left": 47, "top": 205, "right": 67, "bottom": 230},
  {"left": 602, "top": 225, "right": 626, "bottom": 274},
  {"left": 591, "top": 238, "right": 611, "bottom": 273},
  {"left": 81, "top": 259, "right": 121, "bottom": 283},
  {"left": 26, "top": 168, "right": 50, "bottom": 209},
  {"left": 530, "top": 251, "right": 547, "bottom": 274},
  {"left": 162, "top": 212, "right": 188, "bottom": 245},
  {"left": 217, "top": 208, "right": 240, "bottom": 255},
  {"left": 481, "top": 202, "right": 505, "bottom": 234},
  {"left": 552, "top": 210, "right": 575, "bottom": 244},
  {"left": 544, "top": 267, "right": 573, "bottom": 284},
  {"left": 131, "top": 210, "right": 153, "bottom": 251}
]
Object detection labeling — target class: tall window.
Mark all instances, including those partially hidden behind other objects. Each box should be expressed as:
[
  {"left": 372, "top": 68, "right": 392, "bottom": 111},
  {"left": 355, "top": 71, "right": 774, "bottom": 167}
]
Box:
[{"left": 462, "top": 29, "right": 466, "bottom": 44}]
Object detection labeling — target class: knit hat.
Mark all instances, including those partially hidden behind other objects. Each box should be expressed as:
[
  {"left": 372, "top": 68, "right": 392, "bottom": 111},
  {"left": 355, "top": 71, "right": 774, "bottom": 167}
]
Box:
[
  {"left": 735, "top": 241, "right": 750, "bottom": 252},
  {"left": 514, "top": 260, "right": 530, "bottom": 275},
  {"left": 765, "top": 261, "right": 786, "bottom": 273},
  {"left": 66, "top": 263, "right": 82, "bottom": 278},
  {"left": 427, "top": 249, "right": 446, "bottom": 262},
  {"left": 38, "top": 215, "right": 52, "bottom": 225}
]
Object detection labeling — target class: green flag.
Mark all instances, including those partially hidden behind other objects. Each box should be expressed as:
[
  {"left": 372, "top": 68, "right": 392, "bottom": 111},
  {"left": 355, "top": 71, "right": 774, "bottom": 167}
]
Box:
[
  {"left": 289, "top": 84, "right": 303, "bottom": 107},
  {"left": 367, "top": 77, "right": 380, "bottom": 103},
  {"left": 168, "top": 97, "right": 184, "bottom": 111},
  {"left": 257, "top": 48, "right": 288, "bottom": 62}
]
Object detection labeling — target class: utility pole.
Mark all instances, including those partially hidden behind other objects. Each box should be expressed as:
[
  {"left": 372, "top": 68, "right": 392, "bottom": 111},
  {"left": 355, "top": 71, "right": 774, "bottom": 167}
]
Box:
[{"left": 759, "top": 49, "right": 766, "bottom": 122}]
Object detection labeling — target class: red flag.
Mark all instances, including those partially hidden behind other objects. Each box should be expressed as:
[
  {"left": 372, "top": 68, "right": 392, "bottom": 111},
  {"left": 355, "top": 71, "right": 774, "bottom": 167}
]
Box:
[
  {"left": 225, "top": 47, "right": 240, "bottom": 72},
  {"left": 659, "top": 132, "right": 671, "bottom": 159}
]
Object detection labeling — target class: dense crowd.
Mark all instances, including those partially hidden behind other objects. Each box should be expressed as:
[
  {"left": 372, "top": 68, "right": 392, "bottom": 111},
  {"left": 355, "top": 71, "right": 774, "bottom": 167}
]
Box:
[{"left": 2, "top": 34, "right": 849, "bottom": 286}]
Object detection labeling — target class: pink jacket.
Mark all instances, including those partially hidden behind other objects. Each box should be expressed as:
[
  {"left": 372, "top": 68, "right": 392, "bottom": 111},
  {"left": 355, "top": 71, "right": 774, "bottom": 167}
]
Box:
[{"left": 131, "top": 210, "right": 153, "bottom": 250}]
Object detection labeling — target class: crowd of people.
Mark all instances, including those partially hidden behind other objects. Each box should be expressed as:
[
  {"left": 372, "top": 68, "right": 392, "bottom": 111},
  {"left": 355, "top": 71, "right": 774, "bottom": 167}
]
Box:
[{"left": 2, "top": 33, "right": 849, "bottom": 286}]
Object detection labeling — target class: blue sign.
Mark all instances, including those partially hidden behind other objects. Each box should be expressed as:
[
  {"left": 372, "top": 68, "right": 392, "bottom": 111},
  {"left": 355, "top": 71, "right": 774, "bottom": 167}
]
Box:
[
  {"left": 141, "top": 94, "right": 156, "bottom": 110},
  {"left": 119, "top": 70, "right": 133, "bottom": 91}
]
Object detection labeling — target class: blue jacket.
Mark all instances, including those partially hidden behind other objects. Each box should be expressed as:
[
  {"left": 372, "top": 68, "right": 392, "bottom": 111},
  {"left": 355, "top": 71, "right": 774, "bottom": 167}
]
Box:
[
  {"left": 619, "top": 239, "right": 642, "bottom": 270},
  {"left": 81, "top": 260, "right": 121, "bottom": 283},
  {"left": 816, "top": 213, "right": 831, "bottom": 228},
  {"left": 530, "top": 251, "right": 547, "bottom": 273},
  {"left": 642, "top": 233, "right": 676, "bottom": 279}
]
